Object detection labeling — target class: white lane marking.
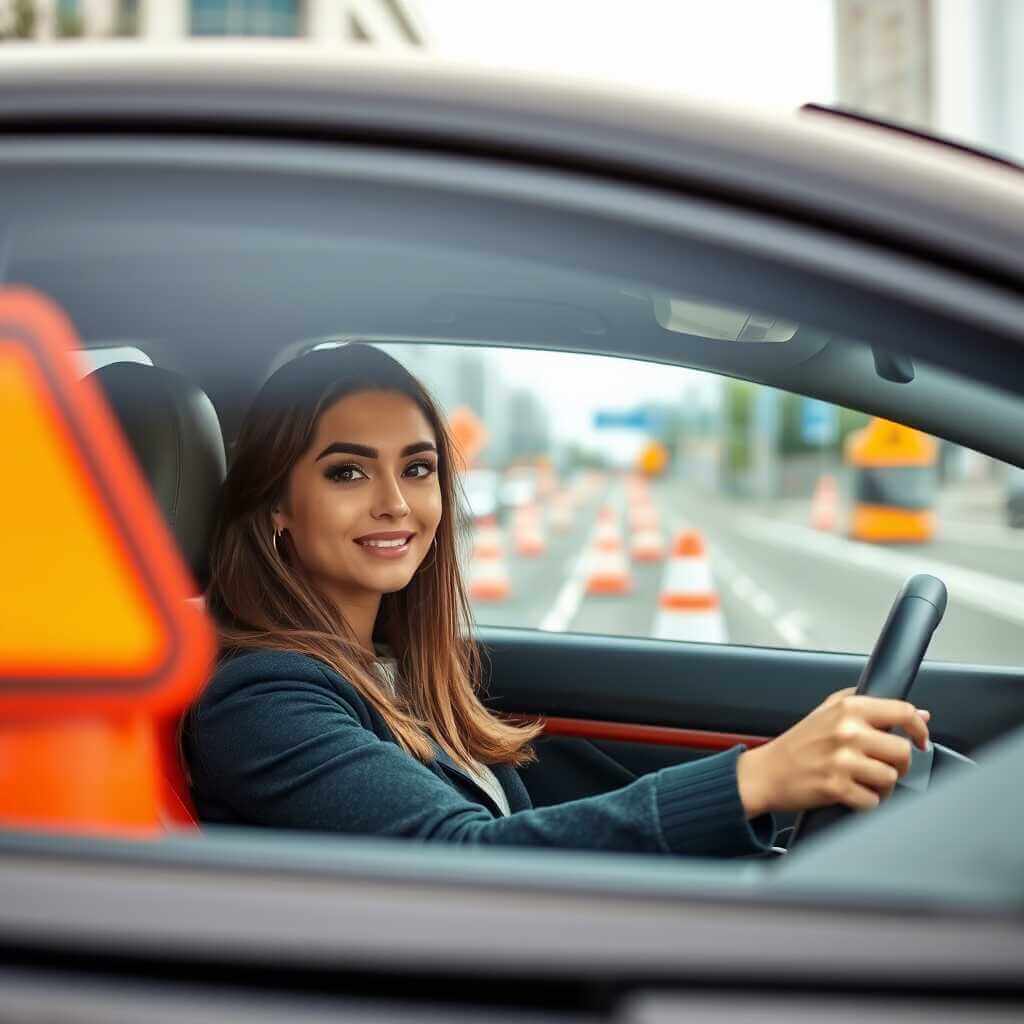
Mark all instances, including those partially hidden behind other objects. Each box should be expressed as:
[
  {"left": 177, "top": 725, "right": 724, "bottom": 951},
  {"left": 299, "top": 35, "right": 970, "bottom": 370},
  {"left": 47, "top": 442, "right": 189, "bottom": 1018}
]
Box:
[
  {"left": 710, "top": 541, "right": 807, "bottom": 648},
  {"left": 774, "top": 609, "right": 808, "bottom": 647},
  {"left": 737, "top": 515, "right": 1024, "bottom": 628},
  {"left": 539, "top": 572, "right": 585, "bottom": 633},
  {"left": 752, "top": 590, "right": 778, "bottom": 619},
  {"left": 731, "top": 573, "right": 757, "bottom": 601},
  {"left": 539, "top": 481, "right": 625, "bottom": 633},
  {"left": 713, "top": 552, "right": 737, "bottom": 578}
]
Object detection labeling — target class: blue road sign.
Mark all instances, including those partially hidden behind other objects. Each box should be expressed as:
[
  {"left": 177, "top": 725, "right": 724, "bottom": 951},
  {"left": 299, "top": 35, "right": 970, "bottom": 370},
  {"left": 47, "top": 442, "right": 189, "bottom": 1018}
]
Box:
[
  {"left": 800, "top": 398, "right": 838, "bottom": 445},
  {"left": 593, "top": 408, "right": 659, "bottom": 431}
]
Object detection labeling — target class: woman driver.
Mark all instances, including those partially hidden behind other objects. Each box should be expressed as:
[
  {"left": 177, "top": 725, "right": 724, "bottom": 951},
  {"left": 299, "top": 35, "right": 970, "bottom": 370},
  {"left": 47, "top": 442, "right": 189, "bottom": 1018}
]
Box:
[{"left": 184, "top": 343, "right": 929, "bottom": 854}]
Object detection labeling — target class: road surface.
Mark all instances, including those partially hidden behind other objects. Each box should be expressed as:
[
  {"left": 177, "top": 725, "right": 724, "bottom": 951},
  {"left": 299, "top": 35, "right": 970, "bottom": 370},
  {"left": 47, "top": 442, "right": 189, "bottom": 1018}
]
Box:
[{"left": 469, "top": 474, "right": 1024, "bottom": 668}]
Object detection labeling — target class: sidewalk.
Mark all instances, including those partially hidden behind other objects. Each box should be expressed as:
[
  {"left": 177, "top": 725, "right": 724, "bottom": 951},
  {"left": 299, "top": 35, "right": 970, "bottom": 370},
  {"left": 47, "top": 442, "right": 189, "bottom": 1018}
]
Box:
[{"left": 657, "top": 473, "right": 1011, "bottom": 535}]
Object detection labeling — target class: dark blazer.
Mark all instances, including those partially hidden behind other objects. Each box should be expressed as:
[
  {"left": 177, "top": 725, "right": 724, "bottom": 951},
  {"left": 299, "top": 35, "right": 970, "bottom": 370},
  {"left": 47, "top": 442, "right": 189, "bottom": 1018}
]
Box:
[{"left": 185, "top": 649, "right": 774, "bottom": 857}]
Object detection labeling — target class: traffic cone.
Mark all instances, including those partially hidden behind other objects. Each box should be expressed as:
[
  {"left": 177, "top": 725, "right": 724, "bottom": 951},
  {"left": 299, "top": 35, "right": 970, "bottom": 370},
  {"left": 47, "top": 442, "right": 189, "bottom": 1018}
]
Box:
[
  {"left": 626, "top": 474, "right": 650, "bottom": 501},
  {"left": 810, "top": 474, "right": 839, "bottom": 532},
  {"left": 513, "top": 503, "right": 546, "bottom": 557},
  {"left": 469, "top": 557, "right": 511, "bottom": 601},
  {"left": 584, "top": 509, "right": 632, "bottom": 595},
  {"left": 469, "top": 518, "right": 511, "bottom": 601},
  {"left": 472, "top": 515, "right": 504, "bottom": 559},
  {"left": 593, "top": 506, "right": 625, "bottom": 552},
  {"left": 653, "top": 529, "right": 726, "bottom": 642},
  {"left": 630, "top": 525, "right": 666, "bottom": 562},
  {"left": 537, "top": 465, "right": 558, "bottom": 499},
  {"left": 549, "top": 489, "right": 575, "bottom": 533},
  {"left": 584, "top": 545, "right": 633, "bottom": 595},
  {"left": 629, "top": 503, "right": 660, "bottom": 532}
]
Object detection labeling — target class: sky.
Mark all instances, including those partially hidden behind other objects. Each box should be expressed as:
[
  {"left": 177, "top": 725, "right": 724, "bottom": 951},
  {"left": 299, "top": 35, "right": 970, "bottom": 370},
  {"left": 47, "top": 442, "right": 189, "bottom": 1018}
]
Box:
[
  {"left": 492, "top": 348, "right": 717, "bottom": 467},
  {"left": 416, "top": 0, "right": 836, "bottom": 111}
]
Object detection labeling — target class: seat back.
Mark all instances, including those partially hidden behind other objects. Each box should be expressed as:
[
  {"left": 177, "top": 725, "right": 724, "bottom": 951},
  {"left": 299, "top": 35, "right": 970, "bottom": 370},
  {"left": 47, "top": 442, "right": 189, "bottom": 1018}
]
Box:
[
  {"left": 156, "top": 715, "right": 200, "bottom": 828},
  {"left": 89, "top": 362, "right": 227, "bottom": 831}
]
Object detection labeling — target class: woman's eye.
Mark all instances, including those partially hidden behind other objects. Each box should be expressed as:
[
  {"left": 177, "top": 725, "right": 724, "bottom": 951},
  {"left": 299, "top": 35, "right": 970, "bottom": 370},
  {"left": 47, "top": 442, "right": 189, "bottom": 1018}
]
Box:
[
  {"left": 405, "top": 460, "right": 436, "bottom": 479},
  {"left": 324, "top": 464, "right": 366, "bottom": 483}
]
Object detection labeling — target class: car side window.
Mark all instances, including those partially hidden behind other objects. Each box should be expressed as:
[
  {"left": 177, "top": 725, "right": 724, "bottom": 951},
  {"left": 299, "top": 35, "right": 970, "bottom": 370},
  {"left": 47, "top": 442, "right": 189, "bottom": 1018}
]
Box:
[
  {"left": 5, "top": 139, "right": 1021, "bottom": 671},
  {"left": 379, "top": 342, "right": 1023, "bottom": 668}
]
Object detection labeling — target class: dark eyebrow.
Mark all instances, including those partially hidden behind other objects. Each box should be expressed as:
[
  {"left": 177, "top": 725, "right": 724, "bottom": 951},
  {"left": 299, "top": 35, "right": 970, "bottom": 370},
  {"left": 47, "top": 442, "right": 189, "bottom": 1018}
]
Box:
[{"left": 315, "top": 441, "right": 437, "bottom": 462}]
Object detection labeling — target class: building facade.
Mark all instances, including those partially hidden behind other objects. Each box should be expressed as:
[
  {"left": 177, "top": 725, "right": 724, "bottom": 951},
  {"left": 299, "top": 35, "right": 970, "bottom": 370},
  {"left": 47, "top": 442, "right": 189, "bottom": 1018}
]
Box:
[
  {"left": 835, "top": 0, "right": 1024, "bottom": 162},
  {"left": 0, "top": 0, "right": 424, "bottom": 46}
]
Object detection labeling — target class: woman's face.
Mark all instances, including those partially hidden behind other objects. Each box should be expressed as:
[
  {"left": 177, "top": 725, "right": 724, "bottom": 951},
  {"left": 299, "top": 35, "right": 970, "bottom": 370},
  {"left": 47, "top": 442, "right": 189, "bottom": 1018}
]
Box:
[{"left": 273, "top": 389, "right": 443, "bottom": 610}]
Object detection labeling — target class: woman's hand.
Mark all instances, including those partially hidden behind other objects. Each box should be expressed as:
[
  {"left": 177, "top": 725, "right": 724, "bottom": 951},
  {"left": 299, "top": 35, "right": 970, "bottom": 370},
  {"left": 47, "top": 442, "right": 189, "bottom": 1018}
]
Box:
[{"left": 736, "top": 688, "right": 931, "bottom": 818}]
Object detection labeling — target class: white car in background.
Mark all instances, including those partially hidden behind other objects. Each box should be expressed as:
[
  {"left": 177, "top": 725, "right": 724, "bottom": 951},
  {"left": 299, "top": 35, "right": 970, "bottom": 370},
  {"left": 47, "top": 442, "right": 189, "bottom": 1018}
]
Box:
[
  {"left": 460, "top": 467, "right": 500, "bottom": 521},
  {"left": 499, "top": 467, "right": 538, "bottom": 513}
]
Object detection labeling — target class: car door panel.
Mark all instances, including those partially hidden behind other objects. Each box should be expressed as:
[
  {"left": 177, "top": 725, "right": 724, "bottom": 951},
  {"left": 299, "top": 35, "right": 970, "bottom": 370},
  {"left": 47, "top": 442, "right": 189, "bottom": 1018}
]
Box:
[
  {"left": 518, "top": 735, "right": 717, "bottom": 808},
  {"left": 480, "top": 626, "right": 1024, "bottom": 806}
]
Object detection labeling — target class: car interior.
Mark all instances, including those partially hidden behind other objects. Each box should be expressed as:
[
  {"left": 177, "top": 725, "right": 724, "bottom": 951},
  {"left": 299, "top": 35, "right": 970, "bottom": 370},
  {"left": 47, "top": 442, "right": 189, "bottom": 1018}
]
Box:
[
  {"left": 2, "top": 137, "right": 1024, "bottom": 907},
  {"left": 4, "top": 55, "right": 1024, "bottom": 1019},
  {"left": 79, "top": 336, "right": 1022, "bottom": 853},
  {"left": 68, "top": 333, "right": 1022, "bottom": 854}
]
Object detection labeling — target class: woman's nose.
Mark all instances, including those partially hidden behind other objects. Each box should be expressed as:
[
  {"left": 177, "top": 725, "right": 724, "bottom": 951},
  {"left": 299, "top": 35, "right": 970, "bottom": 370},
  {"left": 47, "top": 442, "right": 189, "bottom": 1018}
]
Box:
[{"left": 371, "top": 474, "right": 410, "bottom": 519}]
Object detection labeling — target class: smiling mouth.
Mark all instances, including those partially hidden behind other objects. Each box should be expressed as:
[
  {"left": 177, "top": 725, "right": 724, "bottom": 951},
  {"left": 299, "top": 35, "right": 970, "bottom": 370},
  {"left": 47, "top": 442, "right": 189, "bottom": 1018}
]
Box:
[{"left": 354, "top": 533, "right": 415, "bottom": 557}]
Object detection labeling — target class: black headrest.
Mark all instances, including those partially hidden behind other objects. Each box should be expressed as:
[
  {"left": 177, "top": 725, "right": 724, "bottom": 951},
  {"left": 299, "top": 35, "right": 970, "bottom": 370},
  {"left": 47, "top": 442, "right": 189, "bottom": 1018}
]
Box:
[{"left": 88, "top": 362, "right": 226, "bottom": 588}]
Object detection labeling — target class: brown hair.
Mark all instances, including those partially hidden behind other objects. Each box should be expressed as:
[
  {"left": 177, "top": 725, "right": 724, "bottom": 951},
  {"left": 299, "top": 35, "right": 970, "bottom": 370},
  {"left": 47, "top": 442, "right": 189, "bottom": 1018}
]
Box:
[{"left": 206, "top": 342, "right": 539, "bottom": 769}]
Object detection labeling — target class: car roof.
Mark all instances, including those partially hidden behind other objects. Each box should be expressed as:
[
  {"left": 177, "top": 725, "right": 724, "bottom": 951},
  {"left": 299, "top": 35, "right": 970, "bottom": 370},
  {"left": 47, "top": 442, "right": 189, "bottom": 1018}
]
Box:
[
  {"left": 1, "top": 45, "right": 1023, "bottom": 290},
  {"left": 4, "top": 46, "right": 1024, "bottom": 467}
]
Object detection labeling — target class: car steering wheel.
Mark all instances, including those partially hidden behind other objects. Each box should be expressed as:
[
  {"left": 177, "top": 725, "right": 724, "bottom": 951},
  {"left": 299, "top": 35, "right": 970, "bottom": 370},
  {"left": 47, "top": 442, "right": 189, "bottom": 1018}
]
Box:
[{"left": 790, "top": 574, "right": 948, "bottom": 845}]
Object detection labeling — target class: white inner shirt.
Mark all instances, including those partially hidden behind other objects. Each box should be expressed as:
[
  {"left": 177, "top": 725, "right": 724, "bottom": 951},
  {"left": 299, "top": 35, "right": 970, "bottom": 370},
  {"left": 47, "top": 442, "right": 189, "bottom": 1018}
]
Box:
[{"left": 372, "top": 653, "right": 511, "bottom": 817}]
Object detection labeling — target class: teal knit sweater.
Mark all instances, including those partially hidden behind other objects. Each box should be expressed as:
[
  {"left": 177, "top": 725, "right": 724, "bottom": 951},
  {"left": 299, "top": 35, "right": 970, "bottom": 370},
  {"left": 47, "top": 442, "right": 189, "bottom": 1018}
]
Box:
[{"left": 184, "top": 650, "right": 774, "bottom": 857}]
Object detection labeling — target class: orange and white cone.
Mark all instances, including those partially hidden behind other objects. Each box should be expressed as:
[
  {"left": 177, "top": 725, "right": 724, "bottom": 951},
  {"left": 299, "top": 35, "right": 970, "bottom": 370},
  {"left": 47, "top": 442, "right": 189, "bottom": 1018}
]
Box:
[
  {"left": 584, "top": 545, "right": 633, "bottom": 596},
  {"left": 472, "top": 515, "right": 504, "bottom": 559},
  {"left": 630, "top": 524, "right": 666, "bottom": 562},
  {"left": 513, "top": 503, "right": 546, "bottom": 557},
  {"left": 537, "top": 465, "right": 558, "bottom": 499},
  {"left": 810, "top": 474, "right": 839, "bottom": 532},
  {"left": 653, "top": 529, "right": 726, "bottom": 642},
  {"left": 469, "top": 518, "right": 511, "bottom": 602},
  {"left": 625, "top": 475, "right": 650, "bottom": 504},
  {"left": 593, "top": 505, "right": 625, "bottom": 551},
  {"left": 629, "top": 502, "right": 660, "bottom": 532},
  {"left": 584, "top": 508, "right": 632, "bottom": 595},
  {"left": 548, "top": 489, "right": 575, "bottom": 533}
]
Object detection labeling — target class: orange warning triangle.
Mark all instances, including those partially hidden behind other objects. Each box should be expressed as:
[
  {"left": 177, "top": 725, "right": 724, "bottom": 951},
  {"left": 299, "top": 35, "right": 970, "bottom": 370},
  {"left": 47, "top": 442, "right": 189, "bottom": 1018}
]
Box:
[
  {"left": 2, "top": 345, "right": 167, "bottom": 675},
  {"left": 0, "top": 288, "right": 214, "bottom": 717}
]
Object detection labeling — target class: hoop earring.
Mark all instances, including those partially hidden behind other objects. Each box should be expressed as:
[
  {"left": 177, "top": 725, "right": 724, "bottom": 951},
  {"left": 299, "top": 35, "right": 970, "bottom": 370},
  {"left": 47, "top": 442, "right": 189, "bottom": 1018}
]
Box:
[{"left": 272, "top": 529, "right": 283, "bottom": 557}]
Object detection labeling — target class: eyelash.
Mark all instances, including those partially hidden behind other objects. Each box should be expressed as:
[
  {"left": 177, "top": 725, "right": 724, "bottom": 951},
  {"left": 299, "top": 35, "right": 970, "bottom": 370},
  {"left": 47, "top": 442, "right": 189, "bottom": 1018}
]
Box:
[{"left": 324, "top": 460, "right": 436, "bottom": 484}]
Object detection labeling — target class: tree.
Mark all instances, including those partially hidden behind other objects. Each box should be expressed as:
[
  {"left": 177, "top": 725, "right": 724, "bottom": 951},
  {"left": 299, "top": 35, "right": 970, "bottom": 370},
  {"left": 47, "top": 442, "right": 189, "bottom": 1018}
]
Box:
[
  {"left": 778, "top": 392, "right": 869, "bottom": 456},
  {"left": 56, "top": 2, "right": 84, "bottom": 37},
  {"left": 2, "top": 0, "right": 38, "bottom": 40},
  {"left": 723, "top": 379, "right": 755, "bottom": 473}
]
